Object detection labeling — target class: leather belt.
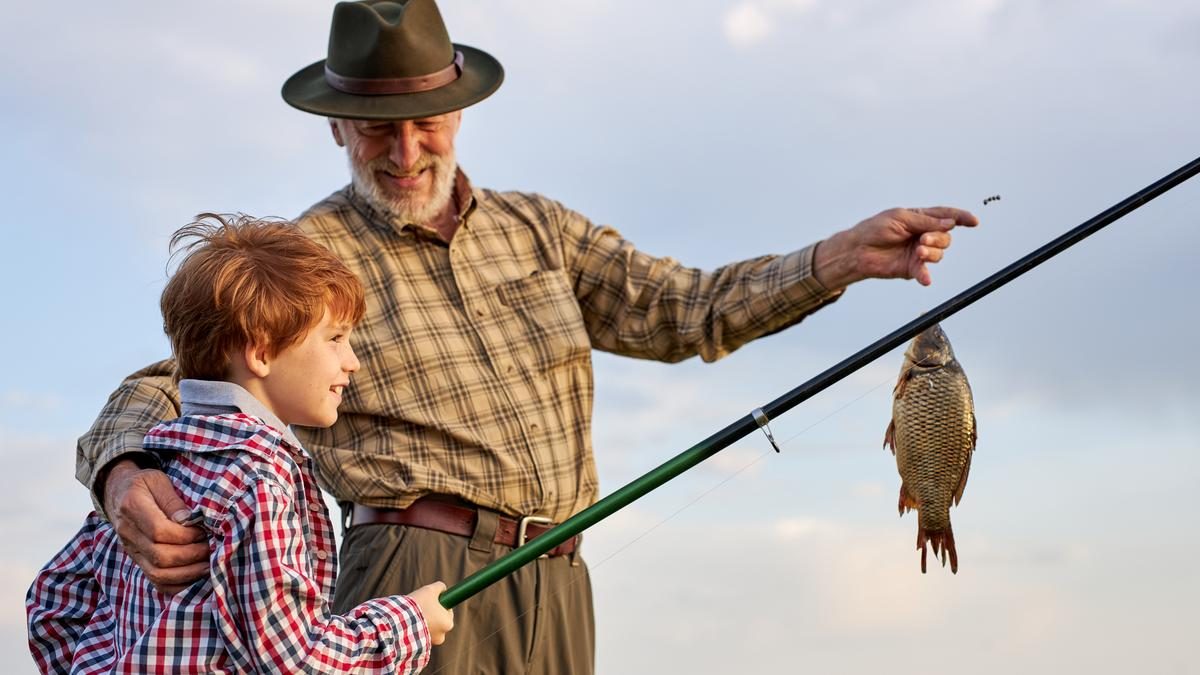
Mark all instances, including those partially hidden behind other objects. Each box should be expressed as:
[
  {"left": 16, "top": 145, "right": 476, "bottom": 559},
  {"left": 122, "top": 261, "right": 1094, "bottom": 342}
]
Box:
[{"left": 348, "top": 498, "right": 579, "bottom": 558}]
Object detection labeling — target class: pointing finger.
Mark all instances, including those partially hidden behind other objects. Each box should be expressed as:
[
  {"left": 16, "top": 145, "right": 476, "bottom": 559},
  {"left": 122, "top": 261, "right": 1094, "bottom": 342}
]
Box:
[
  {"left": 896, "top": 209, "right": 958, "bottom": 234},
  {"left": 913, "top": 206, "right": 979, "bottom": 227}
]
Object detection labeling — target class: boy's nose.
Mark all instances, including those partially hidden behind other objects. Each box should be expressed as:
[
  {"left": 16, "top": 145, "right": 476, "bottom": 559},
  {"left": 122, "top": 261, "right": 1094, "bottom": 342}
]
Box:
[{"left": 344, "top": 345, "right": 361, "bottom": 373}]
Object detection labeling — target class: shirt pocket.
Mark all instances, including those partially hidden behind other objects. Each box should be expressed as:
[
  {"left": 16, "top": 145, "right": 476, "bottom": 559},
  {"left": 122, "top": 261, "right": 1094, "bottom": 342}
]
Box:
[{"left": 495, "top": 269, "right": 591, "bottom": 374}]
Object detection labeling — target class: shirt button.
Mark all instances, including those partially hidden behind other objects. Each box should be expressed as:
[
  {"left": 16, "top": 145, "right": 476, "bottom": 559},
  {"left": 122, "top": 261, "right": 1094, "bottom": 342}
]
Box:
[
  {"left": 475, "top": 308, "right": 486, "bottom": 318},
  {"left": 530, "top": 423, "right": 540, "bottom": 431},
  {"left": 315, "top": 550, "right": 329, "bottom": 561},
  {"left": 308, "top": 503, "right": 322, "bottom": 513}
]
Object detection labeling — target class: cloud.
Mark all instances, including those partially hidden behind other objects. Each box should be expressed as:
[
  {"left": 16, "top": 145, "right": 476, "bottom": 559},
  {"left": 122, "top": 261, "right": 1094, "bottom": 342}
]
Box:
[
  {"left": 0, "top": 559, "right": 40, "bottom": 629},
  {"left": 150, "top": 35, "right": 268, "bottom": 89},
  {"left": 0, "top": 433, "right": 94, "bottom": 540},
  {"left": 0, "top": 391, "right": 63, "bottom": 412},
  {"left": 850, "top": 480, "right": 887, "bottom": 499},
  {"left": 590, "top": 357, "right": 768, "bottom": 479},
  {"left": 700, "top": 445, "right": 770, "bottom": 477},
  {"left": 0, "top": 432, "right": 95, "bottom": 674},
  {"left": 0, "top": 558, "right": 40, "bottom": 675},
  {"left": 723, "top": 3, "right": 773, "bottom": 47},
  {"left": 589, "top": 503, "right": 1196, "bottom": 673},
  {"left": 773, "top": 0, "right": 820, "bottom": 10},
  {"left": 772, "top": 515, "right": 840, "bottom": 539}
]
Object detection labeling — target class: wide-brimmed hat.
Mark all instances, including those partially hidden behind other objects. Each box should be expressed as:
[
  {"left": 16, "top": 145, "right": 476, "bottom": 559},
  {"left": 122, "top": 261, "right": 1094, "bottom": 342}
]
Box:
[{"left": 282, "top": 0, "right": 503, "bottom": 120}]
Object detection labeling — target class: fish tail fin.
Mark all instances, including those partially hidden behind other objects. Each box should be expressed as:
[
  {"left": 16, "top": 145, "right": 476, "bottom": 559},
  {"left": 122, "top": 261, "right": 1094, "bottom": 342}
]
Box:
[
  {"left": 916, "top": 527, "right": 929, "bottom": 574},
  {"left": 916, "top": 512, "right": 959, "bottom": 574},
  {"left": 945, "top": 527, "right": 958, "bottom": 574}
]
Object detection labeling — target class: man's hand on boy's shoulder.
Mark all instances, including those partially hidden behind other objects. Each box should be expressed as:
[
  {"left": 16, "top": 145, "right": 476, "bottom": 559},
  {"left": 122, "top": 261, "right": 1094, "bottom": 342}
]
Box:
[{"left": 105, "top": 459, "right": 209, "bottom": 594}]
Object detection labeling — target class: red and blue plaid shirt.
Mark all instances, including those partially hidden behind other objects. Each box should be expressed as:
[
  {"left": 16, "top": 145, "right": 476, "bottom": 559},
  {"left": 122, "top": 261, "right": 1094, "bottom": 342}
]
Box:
[{"left": 27, "top": 382, "right": 431, "bottom": 674}]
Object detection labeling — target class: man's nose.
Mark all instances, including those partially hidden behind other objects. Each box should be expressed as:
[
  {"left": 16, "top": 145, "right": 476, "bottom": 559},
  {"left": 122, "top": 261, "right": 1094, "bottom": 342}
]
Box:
[{"left": 387, "top": 122, "right": 421, "bottom": 172}]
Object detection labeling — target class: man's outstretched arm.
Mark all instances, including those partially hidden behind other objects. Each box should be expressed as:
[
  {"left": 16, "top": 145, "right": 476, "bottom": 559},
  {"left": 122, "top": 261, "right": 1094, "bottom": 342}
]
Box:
[{"left": 558, "top": 200, "right": 978, "bottom": 363}]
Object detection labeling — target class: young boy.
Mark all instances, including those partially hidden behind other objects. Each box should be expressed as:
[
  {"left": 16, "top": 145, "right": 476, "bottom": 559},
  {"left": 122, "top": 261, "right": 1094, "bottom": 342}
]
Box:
[{"left": 27, "top": 214, "right": 454, "bottom": 673}]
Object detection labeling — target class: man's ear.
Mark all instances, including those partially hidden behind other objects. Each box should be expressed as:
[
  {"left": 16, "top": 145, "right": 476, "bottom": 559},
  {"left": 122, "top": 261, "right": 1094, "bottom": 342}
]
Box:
[
  {"left": 330, "top": 119, "right": 345, "bottom": 147},
  {"left": 242, "top": 342, "right": 272, "bottom": 378}
]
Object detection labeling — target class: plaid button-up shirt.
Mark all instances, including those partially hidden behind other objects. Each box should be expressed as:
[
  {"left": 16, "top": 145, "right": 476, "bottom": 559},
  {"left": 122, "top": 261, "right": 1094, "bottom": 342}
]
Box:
[
  {"left": 77, "top": 174, "right": 841, "bottom": 523},
  {"left": 31, "top": 381, "right": 431, "bottom": 674}
]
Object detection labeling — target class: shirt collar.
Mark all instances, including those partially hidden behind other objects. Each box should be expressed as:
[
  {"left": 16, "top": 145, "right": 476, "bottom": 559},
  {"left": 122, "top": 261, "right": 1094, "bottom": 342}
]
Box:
[{"left": 178, "top": 379, "right": 305, "bottom": 449}]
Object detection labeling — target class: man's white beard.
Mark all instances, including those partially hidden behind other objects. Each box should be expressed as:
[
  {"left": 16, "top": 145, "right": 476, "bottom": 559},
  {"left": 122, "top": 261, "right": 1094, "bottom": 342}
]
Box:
[{"left": 349, "top": 150, "right": 457, "bottom": 227}]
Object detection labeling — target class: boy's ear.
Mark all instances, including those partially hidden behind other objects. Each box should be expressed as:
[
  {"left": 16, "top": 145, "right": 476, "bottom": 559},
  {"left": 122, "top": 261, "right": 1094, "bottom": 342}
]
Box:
[
  {"left": 330, "top": 119, "right": 345, "bottom": 147},
  {"left": 242, "top": 342, "right": 272, "bottom": 378}
]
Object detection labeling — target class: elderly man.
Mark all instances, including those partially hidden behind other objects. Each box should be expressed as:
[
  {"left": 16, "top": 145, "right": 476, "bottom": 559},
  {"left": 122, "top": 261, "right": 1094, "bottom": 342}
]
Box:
[{"left": 77, "top": 1, "right": 978, "bottom": 673}]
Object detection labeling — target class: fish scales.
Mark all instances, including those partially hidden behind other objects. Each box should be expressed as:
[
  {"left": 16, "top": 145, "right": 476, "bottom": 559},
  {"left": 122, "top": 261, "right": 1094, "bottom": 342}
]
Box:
[{"left": 884, "top": 324, "right": 977, "bottom": 574}]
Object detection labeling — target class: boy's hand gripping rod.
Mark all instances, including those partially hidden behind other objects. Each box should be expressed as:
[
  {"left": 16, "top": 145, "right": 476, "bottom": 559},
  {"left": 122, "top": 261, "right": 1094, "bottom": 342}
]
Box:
[{"left": 440, "top": 155, "right": 1200, "bottom": 609}]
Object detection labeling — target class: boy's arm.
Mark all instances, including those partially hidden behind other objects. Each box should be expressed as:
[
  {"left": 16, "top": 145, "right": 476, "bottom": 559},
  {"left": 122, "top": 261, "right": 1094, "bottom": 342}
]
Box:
[
  {"left": 213, "top": 476, "right": 433, "bottom": 674},
  {"left": 26, "top": 515, "right": 106, "bottom": 674},
  {"left": 76, "top": 359, "right": 180, "bottom": 514}
]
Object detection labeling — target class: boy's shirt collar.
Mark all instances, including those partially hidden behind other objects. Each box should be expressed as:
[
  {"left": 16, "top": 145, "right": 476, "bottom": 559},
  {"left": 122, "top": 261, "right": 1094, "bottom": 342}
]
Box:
[{"left": 178, "top": 379, "right": 305, "bottom": 450}]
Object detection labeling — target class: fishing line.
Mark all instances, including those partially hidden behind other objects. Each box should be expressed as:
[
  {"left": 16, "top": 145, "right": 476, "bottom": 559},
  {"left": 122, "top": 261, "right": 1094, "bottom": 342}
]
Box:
[{"left": 777, "top": 370, "right": 899, "bottom": 449}]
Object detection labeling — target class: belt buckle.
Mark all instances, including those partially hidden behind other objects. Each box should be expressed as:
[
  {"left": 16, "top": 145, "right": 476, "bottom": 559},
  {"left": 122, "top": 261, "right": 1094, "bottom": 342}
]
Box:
[{"left": 517, "top": 515, "right": 554, "bottom": 558}]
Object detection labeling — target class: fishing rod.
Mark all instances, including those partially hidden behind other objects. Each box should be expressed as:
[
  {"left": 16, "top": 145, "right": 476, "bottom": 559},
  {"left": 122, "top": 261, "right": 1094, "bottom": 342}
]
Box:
[{"left": 439, "top": 154, "right": 1200, "bottom": 609}]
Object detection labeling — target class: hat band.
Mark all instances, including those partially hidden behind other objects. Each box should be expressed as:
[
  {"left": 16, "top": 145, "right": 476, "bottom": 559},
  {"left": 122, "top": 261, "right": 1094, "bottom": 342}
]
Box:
[{"left": 325, "top": 50, "right": 464, "bottom": 96}]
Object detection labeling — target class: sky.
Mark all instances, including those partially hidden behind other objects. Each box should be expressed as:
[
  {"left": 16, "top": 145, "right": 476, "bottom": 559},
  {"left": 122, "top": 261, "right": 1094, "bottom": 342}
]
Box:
[{"left": 2, "top": 0, "right": 1199, "bottom": 672}]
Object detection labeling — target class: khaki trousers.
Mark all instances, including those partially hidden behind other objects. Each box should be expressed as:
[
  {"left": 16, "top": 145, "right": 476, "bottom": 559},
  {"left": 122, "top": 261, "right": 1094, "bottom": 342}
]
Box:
[{"left": 333, "top": 510, "right": 595, "bottom": 675}]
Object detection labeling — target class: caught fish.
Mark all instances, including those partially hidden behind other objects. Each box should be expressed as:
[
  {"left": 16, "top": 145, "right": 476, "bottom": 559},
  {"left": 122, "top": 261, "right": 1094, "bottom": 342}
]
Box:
[{"left": 884, "top": 324, "right": 978, "bottom": 574}]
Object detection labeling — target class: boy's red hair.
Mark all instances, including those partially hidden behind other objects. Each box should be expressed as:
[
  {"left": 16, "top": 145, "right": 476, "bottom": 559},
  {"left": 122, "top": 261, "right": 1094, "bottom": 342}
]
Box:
[{"left": 161, "top": 213, "right": 366, "bottom": 382}]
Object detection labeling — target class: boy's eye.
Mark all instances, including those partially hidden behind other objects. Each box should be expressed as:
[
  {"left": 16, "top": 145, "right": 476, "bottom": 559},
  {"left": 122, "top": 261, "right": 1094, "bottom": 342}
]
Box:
[{"left": 331, "top": 334, "right": 344, "bottom": 343}]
